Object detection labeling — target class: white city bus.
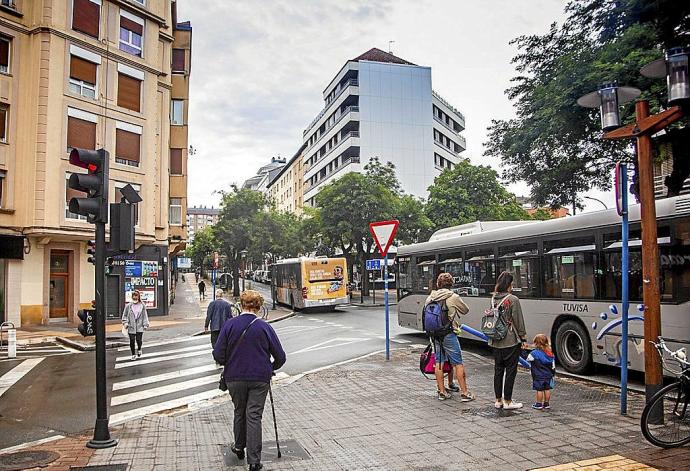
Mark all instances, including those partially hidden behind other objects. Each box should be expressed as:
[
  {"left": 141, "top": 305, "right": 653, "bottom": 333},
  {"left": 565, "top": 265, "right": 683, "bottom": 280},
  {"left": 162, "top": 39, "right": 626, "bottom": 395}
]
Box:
[{"left": 397, "top": 195, "right": 690, "bottom": 374}]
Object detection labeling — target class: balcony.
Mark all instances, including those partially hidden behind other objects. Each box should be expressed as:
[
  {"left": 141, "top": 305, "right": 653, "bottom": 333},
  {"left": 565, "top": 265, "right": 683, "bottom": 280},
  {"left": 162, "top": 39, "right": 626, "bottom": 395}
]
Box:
[
  {"left": 305, "top": 131, "right": 360, "bottom": 178},
  {"left": 432, "top": 90, "right": 465, "bottom": 128},
  {"left": 304, "top": 105, "right": 359, "bottom": 153},
  {"left": 303, "top": 79, "right": 359, "bottom": 137},
  {"left": 304, "top": 154, "right": 360, "bottom": 195}
]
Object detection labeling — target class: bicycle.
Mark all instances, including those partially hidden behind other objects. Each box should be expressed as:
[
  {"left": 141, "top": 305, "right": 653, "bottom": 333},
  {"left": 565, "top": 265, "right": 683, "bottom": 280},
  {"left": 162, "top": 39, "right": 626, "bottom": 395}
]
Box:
[
  {"left": 232, "top": 302, "right": 269, "bottom": 320},
  {"left": 640, "top": 337, "right": 690, "bottom": 448}
]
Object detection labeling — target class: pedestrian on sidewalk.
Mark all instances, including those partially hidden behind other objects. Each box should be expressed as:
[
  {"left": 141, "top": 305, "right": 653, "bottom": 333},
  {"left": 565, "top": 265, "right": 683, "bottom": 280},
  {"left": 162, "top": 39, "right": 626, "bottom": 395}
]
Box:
[
  {"left": 527, "top": 333, "right": 556, "bottom": 410},
  {"left": 198, "top": 279, "right": 206, "bottom": 300},
  {"left": 488, "top": 271, "right": 528, "bottom": 410},
  {"left": 426, "top": 272, "right": 475, "bottom": 402},
  {"left": 122, "top": 290, "right": 150, "bottom": 361},
  {"left": 205, "top": 289, "right": 233, "bottom": 348},
  {"left": 213, "top": 290, "right": 286, "bottom": 471}
]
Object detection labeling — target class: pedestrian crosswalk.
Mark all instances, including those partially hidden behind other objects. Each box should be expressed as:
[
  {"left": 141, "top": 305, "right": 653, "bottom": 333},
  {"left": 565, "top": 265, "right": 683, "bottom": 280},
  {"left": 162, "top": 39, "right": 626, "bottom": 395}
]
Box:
[
  {"left": 109, "top": 335, "right": 224, "bottom": 425},
  {"left": 0, "top": 342, "right": 74, "bottom": 362}
]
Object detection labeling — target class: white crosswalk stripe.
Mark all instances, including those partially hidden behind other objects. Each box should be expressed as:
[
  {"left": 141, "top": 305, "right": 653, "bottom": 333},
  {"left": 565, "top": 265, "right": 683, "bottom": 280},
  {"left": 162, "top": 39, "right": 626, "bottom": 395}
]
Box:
[
  {"left": 0, "top": 343, "right": 73, "bottom": 361},
  {"left": 0, "top": 358, "right": 44, "bottom": 398},
  {"left": 111, "top": 373, "right": 219, "bottom": 406},
  {"left": 112, "top": 364, "right": 219, "bottom": 391},
  {"left": 110, "top": 389, "right": 224, "bottom": 425},
  {"left": 114, "top": 347, "right": 211, "bottom": 369},
  {"left": 115, "top": 343, "right": 208, "bottom": 362}
]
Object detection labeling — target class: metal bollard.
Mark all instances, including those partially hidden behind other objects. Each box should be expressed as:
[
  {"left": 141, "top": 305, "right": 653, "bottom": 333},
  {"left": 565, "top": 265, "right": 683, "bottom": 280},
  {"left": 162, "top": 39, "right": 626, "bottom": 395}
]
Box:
[{"left": 1, "top": 322, "right": 16, "bottom": 358}]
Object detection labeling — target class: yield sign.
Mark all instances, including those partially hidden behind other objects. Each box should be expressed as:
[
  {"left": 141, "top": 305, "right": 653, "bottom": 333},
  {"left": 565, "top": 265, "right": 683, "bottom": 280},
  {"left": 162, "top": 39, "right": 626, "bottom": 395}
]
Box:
[{"left": 369, "top": 220, "right": 399, "bottom": 257}]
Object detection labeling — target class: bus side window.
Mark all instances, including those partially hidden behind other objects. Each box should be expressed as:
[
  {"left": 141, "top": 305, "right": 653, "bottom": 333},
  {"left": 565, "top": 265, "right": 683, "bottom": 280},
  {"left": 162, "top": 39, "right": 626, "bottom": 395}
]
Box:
[{"left": 463, "top": 250, "right": 495, "bottom": 296}]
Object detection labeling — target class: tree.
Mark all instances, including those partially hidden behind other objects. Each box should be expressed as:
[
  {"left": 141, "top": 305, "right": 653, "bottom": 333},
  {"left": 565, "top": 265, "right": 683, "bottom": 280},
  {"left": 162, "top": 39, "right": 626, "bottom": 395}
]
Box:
[
  {"left": 485, "top": 0, "right": 690, "bottom": 209},
  {"left": 214, "top": 187, "right": 267, "bottom": 296},
  {"left": 186, "top": 226, "right": 216, "bottom": 278},
  {"left": 425, "top": 159, "right": 530, "bottom": 230}
]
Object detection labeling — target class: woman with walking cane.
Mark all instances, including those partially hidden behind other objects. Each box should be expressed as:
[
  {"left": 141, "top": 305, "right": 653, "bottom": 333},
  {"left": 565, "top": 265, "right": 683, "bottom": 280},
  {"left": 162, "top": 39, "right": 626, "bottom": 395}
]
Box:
[{"left": 213, "top": 290, "right": 286, "bottom": 471}]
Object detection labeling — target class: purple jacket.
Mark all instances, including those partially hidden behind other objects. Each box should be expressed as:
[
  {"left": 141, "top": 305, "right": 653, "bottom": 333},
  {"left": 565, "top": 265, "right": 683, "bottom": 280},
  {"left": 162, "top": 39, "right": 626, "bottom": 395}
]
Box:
[{"left": 212, "top": 313, "right": 286, "bottom": 383}]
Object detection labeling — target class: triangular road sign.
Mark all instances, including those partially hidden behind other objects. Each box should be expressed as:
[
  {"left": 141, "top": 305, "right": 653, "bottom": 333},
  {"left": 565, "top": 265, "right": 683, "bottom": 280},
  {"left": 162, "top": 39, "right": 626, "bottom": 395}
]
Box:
[{"left": 369, "top": 220, "right": 399, "bottom": 257}]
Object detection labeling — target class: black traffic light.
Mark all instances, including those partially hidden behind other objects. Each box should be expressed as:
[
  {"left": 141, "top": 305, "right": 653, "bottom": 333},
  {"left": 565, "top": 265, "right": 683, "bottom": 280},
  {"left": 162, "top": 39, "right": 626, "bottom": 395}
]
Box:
[
  {"left": 87, "top": 239, "right": 96, "bottom": 265},
  {"left": 77, "top": 308, "right": 95, "bottom": 337},
  {"left": 68, "top": 148, "right": 109, "bottom": 223}
]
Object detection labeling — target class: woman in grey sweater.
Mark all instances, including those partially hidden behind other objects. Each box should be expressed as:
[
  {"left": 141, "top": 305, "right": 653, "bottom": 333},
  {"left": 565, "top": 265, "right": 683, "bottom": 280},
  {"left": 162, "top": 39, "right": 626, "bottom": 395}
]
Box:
[
  {"left": 122, "top": 290, "right": 150, "bottom": 360},
  {"left": 488, "top": 271, "right": 528, "bottom": 410}
]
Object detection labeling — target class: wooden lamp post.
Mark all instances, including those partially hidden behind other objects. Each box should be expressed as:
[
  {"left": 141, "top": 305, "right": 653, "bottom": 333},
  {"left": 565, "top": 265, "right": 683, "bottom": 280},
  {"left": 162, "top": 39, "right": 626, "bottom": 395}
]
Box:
[{"left": 578, "top": 47, "right": 689, "bottom": 406}]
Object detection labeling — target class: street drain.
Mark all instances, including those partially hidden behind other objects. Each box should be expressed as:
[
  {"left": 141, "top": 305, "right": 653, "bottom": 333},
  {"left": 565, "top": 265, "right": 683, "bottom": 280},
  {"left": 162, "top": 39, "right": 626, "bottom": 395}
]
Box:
[
  {"left": 222, "top": 439, "right": 310, "bottom": 466},
  {"left": 0, "top": 450, "right": 60, "bottom": 471}
]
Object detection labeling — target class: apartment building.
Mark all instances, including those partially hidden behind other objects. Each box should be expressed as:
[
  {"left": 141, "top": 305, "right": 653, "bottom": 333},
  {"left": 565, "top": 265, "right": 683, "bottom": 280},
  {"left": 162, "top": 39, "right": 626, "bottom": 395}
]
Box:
[
  {"left": 186, "top": 205, "right": 219, "bottom": 242},
  {"left": 266, "top": 144, "right": 306, "bottom": 215},
  {"left": 302, "top": 48, "right": 466, "bottom": 207},
  {"left": 0, "top": 0, "right": 191, "bottom": 326},
  {"left": 241, "top": 157, "right": 286, "bottom": 193}
]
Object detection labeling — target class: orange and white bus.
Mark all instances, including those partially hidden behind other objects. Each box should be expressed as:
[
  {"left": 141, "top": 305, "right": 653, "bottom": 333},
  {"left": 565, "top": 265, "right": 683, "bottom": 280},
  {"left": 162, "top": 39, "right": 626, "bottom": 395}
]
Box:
[{"left": 272, "top": 257, "right": 349, "bottom": 310}]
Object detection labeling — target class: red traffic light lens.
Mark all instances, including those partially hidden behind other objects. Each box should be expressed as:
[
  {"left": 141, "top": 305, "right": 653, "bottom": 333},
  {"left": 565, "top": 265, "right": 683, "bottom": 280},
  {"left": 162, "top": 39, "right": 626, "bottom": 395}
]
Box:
[{"left": 69, "top": 148, "right": 99, "bottom": 172}]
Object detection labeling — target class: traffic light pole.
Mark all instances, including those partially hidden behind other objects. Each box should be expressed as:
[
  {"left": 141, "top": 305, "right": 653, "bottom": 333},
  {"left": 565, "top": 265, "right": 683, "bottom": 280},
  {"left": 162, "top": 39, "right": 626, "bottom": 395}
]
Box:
[{"left": 87, "top": 220, "right": 117, "bottom": 449}]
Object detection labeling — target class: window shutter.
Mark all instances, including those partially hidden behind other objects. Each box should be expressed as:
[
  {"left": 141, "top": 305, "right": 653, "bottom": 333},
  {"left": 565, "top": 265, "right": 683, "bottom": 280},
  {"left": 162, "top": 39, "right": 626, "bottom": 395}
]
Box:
[
  {"left": 67, "top": 117, "right": 96, "bottom": 150},
  {"left": 73, "top": 0, "right": 100, "bottom": 38},
  {"left": 172, "top": 49, "right": 185, "bottom": 72},
  {"left": 117, "top": 73, "right": 141, "bottom": 112},
  {"left": 120, "top": 16, "right": 143, "bottom": 35},
  {"left": 116, "top": 129, "right": 140, "bottom": 163},
  {"left": 170, "top": 149, "right": 183, "bottom": 175},
  {"left": 70, "top": 56, "right": 97, "bottom": 84},
  {"left": 0, "top": 40, "right": 8, "bottom": 68}
]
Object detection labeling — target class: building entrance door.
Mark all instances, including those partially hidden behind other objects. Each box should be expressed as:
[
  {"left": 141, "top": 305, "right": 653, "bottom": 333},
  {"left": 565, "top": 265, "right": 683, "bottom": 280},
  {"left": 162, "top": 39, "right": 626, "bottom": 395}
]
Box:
[{"left": 49, "top": 252, "right": 70, "bottom": 319}]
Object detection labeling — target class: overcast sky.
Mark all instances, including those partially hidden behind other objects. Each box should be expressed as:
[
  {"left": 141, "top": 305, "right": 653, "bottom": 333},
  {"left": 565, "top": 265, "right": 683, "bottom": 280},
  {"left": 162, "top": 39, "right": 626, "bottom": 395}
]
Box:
[{"left": 183, "top": 0, "right": 616, "bottom": 213}]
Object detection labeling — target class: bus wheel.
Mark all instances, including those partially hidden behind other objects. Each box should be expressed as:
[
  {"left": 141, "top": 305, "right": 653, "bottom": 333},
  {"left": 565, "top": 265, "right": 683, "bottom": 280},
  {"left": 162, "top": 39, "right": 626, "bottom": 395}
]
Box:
[{"left": 555, "top": 320, "right": 593, "bottom": 374}]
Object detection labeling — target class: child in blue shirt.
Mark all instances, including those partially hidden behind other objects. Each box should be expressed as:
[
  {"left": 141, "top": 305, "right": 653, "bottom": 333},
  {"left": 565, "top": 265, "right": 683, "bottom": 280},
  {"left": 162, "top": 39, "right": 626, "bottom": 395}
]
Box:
[{"left": 527, "top": 334, "right": 555, "bottom": 410}]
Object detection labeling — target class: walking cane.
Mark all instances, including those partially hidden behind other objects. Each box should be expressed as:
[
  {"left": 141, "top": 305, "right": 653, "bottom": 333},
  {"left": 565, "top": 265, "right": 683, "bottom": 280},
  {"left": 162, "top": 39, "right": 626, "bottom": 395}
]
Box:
[{"left": 268, "top": 382, "right": 282, "bottom": 458}]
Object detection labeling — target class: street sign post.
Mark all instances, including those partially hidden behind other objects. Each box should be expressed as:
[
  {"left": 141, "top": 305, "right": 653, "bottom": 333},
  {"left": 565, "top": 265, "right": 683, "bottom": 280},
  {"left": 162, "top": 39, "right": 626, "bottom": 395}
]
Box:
[
  {"left": 213, "top": 252, "right": 219, "bottom": 301},
  {"left": 616, "top": 161, "right": 631, "bottom": 415},
  {"left": 369, "top": 220, "right": 399, "bottom": 361}
]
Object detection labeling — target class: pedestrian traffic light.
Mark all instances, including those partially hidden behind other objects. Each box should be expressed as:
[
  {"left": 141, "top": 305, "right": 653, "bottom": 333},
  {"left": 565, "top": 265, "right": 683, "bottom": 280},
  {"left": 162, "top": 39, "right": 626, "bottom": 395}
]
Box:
[
  {"left": 77, "top": 308, "right": 95, "bottom": 337},
  {"left": 68, "top": 148, "right": 109, "bottom": 223},
  {"left": 87, "top": 239, "right": 96, "bottom": 265}
]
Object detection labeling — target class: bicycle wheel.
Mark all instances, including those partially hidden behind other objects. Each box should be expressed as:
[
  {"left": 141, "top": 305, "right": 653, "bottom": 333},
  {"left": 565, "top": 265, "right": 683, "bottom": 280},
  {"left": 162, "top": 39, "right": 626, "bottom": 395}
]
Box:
[{"left": 641, "top": 381, "right": 690, "bottom": 448}]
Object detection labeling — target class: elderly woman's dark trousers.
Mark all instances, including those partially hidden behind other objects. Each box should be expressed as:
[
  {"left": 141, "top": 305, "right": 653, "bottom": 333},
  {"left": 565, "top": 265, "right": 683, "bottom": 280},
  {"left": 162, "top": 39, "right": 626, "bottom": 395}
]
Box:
[{"left": 227, "top": 381, "right": 269, "bottom": 465}]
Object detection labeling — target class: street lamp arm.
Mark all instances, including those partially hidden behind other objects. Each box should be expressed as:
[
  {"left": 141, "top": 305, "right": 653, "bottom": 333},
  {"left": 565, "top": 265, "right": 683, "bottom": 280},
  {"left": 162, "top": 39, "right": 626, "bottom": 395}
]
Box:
[{"left": 584, "top": 196, "right": 608, "bottom": 209}]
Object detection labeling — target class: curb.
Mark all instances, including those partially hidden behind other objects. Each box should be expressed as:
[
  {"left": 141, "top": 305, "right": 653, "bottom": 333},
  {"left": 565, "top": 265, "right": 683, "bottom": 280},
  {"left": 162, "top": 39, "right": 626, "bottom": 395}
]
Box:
[
  {"left": 349, "top": 303, "right": 398, "bottom": 307},
  {"left": 55, "top": 336, "right": 128, "bottom": 351}
]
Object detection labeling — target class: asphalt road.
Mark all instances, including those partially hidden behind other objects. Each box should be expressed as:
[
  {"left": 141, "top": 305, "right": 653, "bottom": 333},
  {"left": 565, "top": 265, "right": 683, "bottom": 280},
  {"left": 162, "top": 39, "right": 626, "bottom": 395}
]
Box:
[{"left": 0, "top": 301, "right": 422, "bottom": 450}]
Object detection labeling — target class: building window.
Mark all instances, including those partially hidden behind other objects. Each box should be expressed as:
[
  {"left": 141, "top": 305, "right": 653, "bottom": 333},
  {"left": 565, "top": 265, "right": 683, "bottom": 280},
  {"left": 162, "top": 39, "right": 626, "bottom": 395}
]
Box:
[
  {"left": 169, "top": 198, "right": 182, "bottom": 224},
  {"left": 67, "top": 112, "right": 96, "bottom": 151},
  {"left": 172, "top": 48, "right": 185, "bottom": 73},
  {"left": 69, "top": 55, "right": 97, "bottom": 99},
  {"left": 119, "top": 12, "right": 144, "bottom": 57},
  {"left": 115, "top": 182, "right": 140, "bottom": 225},
  {"left": 0, "top": 170, "right": 5, "bottom": 209},
  {"left": 115, "top": 124, "right": 141, "bottom": 167},
  {"left": 72, "top": 0, "right": 100, "bottom": 39},
  {"left": 170, "top": 148, "right": 183, "bottom": 175},
  {"left": 0, "top": 107, "right": 7, "bottom": 143},
  {"left": 117, "top": 72, "right": 141, "bottom": 112},
  {"left": 0, "top": 37, "right": 10, "bottom": 74},
  {"left": 65, "top": 173, "right": 87, "bottom": 220},
  {"left": 170, "top": 99, "right": 184, "bottom": 125}
]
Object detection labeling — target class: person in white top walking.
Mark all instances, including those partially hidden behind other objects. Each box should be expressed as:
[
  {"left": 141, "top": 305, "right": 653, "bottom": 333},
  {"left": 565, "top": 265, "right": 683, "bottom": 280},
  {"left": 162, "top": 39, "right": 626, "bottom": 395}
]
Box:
[{"left": 122, "top": 290, "right": 150, "bottom": 360}]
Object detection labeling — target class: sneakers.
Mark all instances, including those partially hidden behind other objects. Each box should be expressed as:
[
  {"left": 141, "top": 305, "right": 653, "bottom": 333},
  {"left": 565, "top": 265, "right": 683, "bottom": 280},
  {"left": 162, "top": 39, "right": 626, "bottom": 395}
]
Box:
[
  {"left": 460, "top": 392, "right": 476, "bottom": 402},
  {"left": 446, "top": 383, "right": 460, "bottom": 393},
  {"left": 503, "top": 401, "right": 524, "bottom": 410},
  {"left": 230, "top": 443, "right": 245, "bottom": 460},
  {"left": 137, "top": 349, "right": 142, "bottom": 358},
  {"left": 543, "top": 401, "right": 551, "bottom": 410},
  {"left": 532, "top": 402, "right": 544, "bottom": 410},
  {"left": 494, "top": 400, "right": 503, "bottom": 409},
  {"left": 437, "top": 390, "right": 452, "bottom": 401},
  {"left": 131, "top": 354, "right": 136, "bottom": 361}
]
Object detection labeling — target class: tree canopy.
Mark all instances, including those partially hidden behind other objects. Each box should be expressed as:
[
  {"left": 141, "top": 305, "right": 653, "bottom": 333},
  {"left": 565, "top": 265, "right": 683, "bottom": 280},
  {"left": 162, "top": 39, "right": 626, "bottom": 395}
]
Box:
[
  {"left": 485, "top": 0, "right": 690, "bottom": 209},
  {"left": 425, "top": 159, "right": 530, "bottom": 229}
]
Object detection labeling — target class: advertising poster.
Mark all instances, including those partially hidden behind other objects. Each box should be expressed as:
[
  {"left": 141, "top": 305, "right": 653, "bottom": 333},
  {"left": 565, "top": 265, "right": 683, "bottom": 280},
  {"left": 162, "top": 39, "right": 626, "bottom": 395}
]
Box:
[
  {"left": 124, "top": 260, "right": 158, "bottom": 308},
  {"left": 304, "top": 259, "right": 347, "bottom": 299}
]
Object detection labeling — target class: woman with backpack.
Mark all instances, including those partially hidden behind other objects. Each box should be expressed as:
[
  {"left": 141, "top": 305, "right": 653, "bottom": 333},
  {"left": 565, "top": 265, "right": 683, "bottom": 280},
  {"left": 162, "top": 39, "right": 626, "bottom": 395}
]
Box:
[{"left": 488, "top": 271, "right": 528, "bottom": 410}]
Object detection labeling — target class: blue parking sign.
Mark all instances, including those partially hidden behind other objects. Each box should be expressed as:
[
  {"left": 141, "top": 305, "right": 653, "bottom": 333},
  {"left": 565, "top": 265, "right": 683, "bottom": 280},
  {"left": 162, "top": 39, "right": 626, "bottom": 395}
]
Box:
[{"left": 366, "top": 259, "right": 382, "bottom": 270}]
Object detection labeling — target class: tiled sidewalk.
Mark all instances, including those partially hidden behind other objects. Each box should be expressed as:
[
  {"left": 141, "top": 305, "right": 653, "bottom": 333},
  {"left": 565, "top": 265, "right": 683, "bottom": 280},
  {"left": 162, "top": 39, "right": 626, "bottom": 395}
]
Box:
[{"left": 77, "top": 347, "right": 690, "bottom": 471}]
